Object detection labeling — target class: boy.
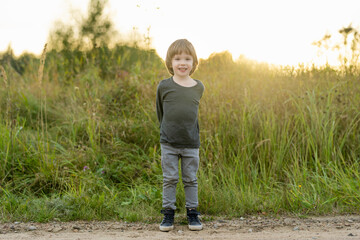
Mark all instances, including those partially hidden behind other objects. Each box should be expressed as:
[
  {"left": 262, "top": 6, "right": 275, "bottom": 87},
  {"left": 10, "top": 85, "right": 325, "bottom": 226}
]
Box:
[{"left": 156, "top": 39, "right": 204, "bottom": 231}]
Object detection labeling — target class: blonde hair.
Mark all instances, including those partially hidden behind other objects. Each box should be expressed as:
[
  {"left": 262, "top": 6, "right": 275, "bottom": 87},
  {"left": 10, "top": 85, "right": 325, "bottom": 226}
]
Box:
[{"left": 165, "top": 39, "right": 198, "bottom": 75}]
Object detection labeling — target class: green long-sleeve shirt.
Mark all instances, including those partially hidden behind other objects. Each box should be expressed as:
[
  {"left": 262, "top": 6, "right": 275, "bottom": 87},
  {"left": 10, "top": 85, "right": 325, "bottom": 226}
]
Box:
[{"left": 156, "top": 77, "right": 204, "bottom": 148}]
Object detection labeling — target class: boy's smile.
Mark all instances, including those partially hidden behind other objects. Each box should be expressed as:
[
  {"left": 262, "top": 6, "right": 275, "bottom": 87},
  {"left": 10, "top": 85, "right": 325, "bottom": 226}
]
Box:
[{"left": 172, "top": 52, "right": 193, "bottom": 78}]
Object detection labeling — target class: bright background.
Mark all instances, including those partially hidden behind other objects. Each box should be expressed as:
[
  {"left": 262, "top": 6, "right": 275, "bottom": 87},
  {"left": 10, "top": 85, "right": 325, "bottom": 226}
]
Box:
[{"left": 1, "top": 0, "right": 360, "bottom": 66}]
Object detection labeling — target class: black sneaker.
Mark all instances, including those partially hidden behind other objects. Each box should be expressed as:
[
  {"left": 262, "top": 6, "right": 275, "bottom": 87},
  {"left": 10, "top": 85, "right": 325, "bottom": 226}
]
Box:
[
  {"left": 159, "top": 209, "right": 175, "bottom": 232},
  {"left": 187, "top": 208, "right": 203, "bottom": 231}
]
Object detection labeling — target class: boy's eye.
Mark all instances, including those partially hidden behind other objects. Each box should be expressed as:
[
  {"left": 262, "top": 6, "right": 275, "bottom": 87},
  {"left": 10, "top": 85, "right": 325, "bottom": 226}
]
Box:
[{"left": 173, "top": 55, "right": 192, "bottom": 61}]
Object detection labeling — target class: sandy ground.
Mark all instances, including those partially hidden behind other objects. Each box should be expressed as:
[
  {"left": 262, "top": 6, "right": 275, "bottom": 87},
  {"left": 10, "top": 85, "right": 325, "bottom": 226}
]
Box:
[{"left": 1, "top": 215, "right": 360, "bottom": 240}]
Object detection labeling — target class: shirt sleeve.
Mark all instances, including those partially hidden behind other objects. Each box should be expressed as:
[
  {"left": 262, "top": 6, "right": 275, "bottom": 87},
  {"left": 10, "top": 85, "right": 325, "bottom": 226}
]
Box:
[{"left": 156, "top": 83, "right": 163, "bottom": 127}]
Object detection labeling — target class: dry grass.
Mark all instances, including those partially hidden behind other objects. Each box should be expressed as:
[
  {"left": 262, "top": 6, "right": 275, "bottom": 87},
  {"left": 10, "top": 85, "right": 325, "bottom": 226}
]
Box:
[{"left": 38, "top": 43, "right": 48, "bottom": 85}]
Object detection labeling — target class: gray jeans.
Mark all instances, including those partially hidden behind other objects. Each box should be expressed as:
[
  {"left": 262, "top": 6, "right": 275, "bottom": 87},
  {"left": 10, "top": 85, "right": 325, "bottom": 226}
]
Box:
[{"left": 160, "top": 143, "right": 200, "bottom": 210}]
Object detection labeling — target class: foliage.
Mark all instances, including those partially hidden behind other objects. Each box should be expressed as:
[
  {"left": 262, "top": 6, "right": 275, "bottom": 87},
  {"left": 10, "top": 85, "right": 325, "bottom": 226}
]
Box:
[
  {"left": 80, "top": 0, "right": 115, "bottom": 49},
  {"left": 313, "top": 24, "right": 360, "bottom": 72},
  {"left": 48, "top": 0, "right": 116, "bottom": 51}
]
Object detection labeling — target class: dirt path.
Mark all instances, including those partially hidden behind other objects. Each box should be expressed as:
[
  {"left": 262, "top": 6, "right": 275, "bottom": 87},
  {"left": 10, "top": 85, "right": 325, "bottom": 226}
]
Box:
[{"left": 1, "top": 215, "right": 360, "bottom": 240}]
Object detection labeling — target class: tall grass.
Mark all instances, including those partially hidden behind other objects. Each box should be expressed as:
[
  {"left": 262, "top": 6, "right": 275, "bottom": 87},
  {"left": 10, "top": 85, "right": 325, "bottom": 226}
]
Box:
[
  {"left": 0, "top": 65, "right": 13, "bottom": 183},
  {"left": 0, "top": 46, "right": 359, "bottom": 222},
  {"left": 193, "top": 56, "right": 360, "bottom": 215}
]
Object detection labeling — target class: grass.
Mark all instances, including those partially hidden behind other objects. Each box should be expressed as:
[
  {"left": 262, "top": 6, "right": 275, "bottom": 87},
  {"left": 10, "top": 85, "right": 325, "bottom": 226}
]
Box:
[{"left": 0, "top": 45, "right": 360, "bottom": 223}]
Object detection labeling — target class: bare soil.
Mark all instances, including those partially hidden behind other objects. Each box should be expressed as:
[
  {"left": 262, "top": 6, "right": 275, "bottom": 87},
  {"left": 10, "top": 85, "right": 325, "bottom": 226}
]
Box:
[{"left": 1, "top": 215, "right": 360, "bottom": 240}]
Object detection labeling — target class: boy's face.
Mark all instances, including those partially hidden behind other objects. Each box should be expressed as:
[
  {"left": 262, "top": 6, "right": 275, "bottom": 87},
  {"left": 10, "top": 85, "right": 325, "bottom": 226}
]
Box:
[{"left": 171, "top": 52, "right": 193, "bottom": 78}]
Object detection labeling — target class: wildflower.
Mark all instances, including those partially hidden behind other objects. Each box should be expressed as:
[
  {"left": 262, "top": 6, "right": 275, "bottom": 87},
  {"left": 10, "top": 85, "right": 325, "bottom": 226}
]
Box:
[
  {"left": 298, "top": 185, "right": 302, "bottom": 188},
  {"left": 83, "top": 166, "right": 89, "bottom": 171}
]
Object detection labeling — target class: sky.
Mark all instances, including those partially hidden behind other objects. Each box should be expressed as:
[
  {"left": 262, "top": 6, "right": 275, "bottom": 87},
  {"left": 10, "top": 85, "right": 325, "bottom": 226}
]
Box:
[{"left": 1, "top": 0, "right": 360, "bottom": 66}]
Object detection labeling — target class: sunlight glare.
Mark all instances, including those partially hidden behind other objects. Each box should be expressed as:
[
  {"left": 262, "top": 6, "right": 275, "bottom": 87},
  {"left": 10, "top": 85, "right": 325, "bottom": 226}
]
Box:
[{"left": 1, "top": 0, "right": 360, "bottom": 67}]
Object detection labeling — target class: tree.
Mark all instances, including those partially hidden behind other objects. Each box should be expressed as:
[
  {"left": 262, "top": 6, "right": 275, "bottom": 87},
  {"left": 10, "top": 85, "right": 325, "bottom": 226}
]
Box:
[
  {"left": 48, "top": 0, "right": 116, "bottom": 51},
  {"left": 48, "top": 22, "right": 77, "bottom": 51},
  {"left": 80, "top": 0, "right": 115, "bottom": 49}
]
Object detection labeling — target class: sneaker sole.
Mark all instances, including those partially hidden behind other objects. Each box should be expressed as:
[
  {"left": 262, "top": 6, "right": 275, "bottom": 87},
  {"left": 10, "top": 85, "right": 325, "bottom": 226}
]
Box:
[
  {"left": 159, "top": 225, "right": 174, "bottom": 232},
  {"left": 188, "top": 224, "right": 203, "bottom": 231}
]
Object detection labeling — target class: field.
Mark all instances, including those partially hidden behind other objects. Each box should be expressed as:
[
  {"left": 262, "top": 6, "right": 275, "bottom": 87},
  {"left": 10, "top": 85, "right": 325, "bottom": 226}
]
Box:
[{"left": 1, "top": 43, "right": 360, "bottom": 227}]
